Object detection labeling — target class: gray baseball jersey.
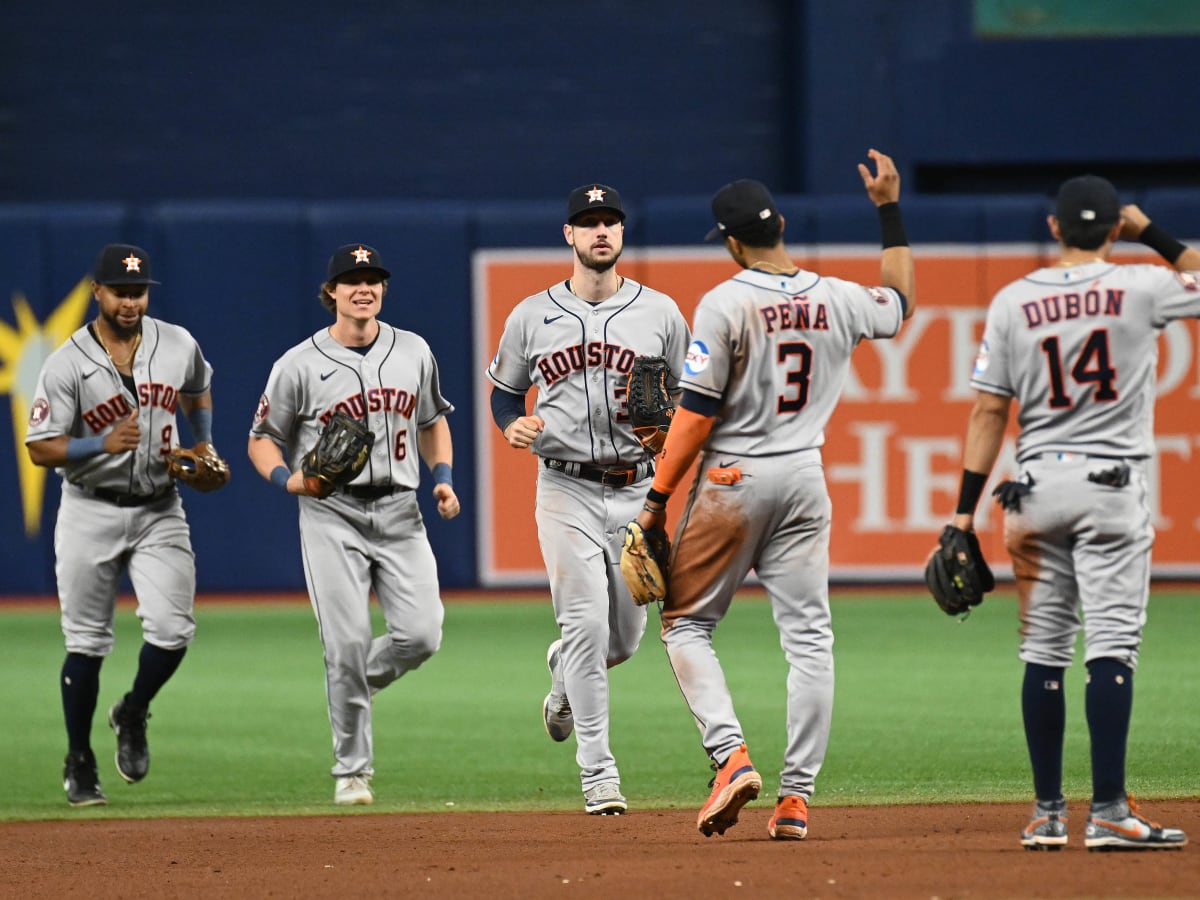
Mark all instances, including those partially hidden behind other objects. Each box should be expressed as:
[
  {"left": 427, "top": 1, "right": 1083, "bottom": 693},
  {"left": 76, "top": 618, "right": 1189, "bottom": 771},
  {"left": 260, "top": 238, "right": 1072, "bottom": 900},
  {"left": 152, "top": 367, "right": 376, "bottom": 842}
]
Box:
[
  {"left": 25, "top": 317, "right": 212, "bottom": 654},
  {"left": 250, "top": 322, "right": 452, "bottom": 778},
  {"left": 663, "top": 266, "right": 904, "bottom": 801},
  {"left": 973, "top": 261, "right": 1200, "bottom": 460},
  {"left": 682, "top": 269, "right": 903, "bottom": 451},
  {"left": 487, "top": 278, "right": 690, "bottom": 463},
  {"left": 971, "top": 260, "right": 1200, "bottom": 669},
  {"left": 486, "top": 277, "right": 690, "bottom": 793}
]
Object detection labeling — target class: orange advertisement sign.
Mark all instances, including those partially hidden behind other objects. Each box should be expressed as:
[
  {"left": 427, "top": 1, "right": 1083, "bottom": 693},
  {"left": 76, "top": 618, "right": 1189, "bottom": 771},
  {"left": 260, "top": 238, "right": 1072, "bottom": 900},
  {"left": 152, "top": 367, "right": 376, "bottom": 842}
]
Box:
[{"left": 473, "top": 246, "right": 1200, "bottom": 585}]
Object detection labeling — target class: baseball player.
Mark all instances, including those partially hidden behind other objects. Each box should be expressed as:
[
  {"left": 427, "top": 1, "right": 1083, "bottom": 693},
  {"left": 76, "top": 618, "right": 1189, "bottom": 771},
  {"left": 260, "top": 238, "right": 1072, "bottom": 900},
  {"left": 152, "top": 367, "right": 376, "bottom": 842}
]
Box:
[
  {"left": 26, "top": 243, "right": 226, "bottom": 806},
  {"left": 632, "top": 151, "right": 915, "bottom": 839},
  {"left": 946, "top": 175, "right": 1192, "bottom": 851},
  {"left": 486, "top": 184, "right": 690, "bottom": 814},
  {"left": 247, "top": 243, "right": 460, "bottom": 806}
]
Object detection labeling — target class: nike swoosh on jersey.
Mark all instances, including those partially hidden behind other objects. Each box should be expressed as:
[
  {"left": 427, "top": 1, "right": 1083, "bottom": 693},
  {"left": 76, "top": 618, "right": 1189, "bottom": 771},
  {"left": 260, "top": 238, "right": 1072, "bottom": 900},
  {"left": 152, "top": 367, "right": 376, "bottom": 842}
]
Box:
[
  {"left": 320, "top": 370, "right": 337, "bottom": 381},
  {"left": 544, "top": 314, "right": 564, "bottom": 324},
  {"left": 718, "top": 459, "right": 737, "bottom": 468},
  {"left": 82, "top": 369, "right": 100, "bottom": 380}
]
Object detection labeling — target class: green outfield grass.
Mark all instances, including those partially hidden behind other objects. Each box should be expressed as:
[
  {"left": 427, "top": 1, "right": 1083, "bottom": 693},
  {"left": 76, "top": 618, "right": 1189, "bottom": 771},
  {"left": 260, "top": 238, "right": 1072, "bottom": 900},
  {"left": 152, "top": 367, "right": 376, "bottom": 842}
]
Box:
[{"left": 1, "top": 588, "right": 1196, "bottom": 822}]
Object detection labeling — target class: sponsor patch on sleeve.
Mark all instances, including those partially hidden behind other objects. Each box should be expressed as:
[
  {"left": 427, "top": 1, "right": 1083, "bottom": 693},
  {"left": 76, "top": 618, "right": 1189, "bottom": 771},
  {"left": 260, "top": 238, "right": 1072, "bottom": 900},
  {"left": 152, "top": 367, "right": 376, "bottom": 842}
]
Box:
[
  {"left": 684, "top": 340, "right": 710, "bottom": 377},
  {"left": 971, "top": 340, "right": 990, "bottom": 378}
]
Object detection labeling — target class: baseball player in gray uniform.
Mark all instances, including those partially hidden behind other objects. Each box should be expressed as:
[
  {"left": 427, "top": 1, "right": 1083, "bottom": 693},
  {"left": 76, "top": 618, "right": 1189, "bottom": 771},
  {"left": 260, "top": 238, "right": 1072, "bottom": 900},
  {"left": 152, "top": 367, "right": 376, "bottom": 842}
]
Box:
[
  {"left": 247, "top": 243, "right": 459, "bottom": 806},
  {"left": 948, "top": 175, "right": 1193, "bottom": 851},
  {"left": 632, "top": 151, "right": 915, "bottom": 839},
  {"left": 26, "top": 243, "right": 226, "bottom": 806},
  {"left": 486, "top": 184, "right": 690, "bottom": 814}
]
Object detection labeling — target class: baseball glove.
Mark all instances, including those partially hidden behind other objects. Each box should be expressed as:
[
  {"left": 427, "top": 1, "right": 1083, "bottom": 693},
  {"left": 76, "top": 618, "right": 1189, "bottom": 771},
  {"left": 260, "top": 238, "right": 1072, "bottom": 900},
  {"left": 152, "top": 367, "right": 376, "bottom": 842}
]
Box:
[
  {"left": 924, "top": 525, "right": 995, "bottom": 617},
  {"left": 301, "top": 412, "right": 375, "bottom": 499},
  {"left": 166, "top": 442, "right": 230, "bottom": 493},
  {"left": 620, "top": 520, "right": 671, "bottom": 605},
  {"left": 626, "top": 355, "right": 675, "bottom": 454}
]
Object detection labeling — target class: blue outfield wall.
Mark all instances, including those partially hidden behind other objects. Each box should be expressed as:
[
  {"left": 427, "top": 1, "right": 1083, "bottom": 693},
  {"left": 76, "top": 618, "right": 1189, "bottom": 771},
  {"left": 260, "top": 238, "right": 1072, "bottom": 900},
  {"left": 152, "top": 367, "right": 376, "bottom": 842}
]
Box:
[{"left": 2, "top": 190, "right": 1198, "bottom": 595}]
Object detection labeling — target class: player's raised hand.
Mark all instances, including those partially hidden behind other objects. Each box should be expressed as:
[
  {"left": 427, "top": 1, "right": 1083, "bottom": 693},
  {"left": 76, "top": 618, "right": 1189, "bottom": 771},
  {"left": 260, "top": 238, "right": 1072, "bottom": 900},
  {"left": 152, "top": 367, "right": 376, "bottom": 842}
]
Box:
[
  {"left": 858, "top": 149, "right": 901, "bottom": 207},
  {"left": 1119, "top": 204, "right": 1150, "bottom": 241},
  {"left": 504, "top": 414, "right": 545, "bottom": 450},
  {"left": 104, "top": 407, "right": 141, "bottom": 453}
]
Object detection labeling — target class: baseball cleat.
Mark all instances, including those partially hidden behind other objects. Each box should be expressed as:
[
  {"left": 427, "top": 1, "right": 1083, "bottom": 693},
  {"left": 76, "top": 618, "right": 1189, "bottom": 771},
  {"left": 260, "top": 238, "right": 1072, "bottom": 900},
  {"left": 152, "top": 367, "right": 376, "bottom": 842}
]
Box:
[
  {"left": 1085, "top": 795, "right": 1187, "bottom": 850},
  {"left": 768, "top": 795, "right": 809, "bottom": 841},
  {"left": 542, "top": 639, "right": 573, "bottom": 742},
  {"left": 108, "top": 695, "right": 150, "bottom": 784},
  {"left": 584, "top": 781, "right": 627, "bottom": 815},
  {"left": 1020, "top": 798, "right": 1068, "bottom": 850},
  {"left": 334, "top": 774, "right": 374, "bottom": 806},
  {"left": 63, "top": 749, "right": 108, "bottom": 807},
  {"left": 697, "top": 744, "right": 761, "bottom": 837}
]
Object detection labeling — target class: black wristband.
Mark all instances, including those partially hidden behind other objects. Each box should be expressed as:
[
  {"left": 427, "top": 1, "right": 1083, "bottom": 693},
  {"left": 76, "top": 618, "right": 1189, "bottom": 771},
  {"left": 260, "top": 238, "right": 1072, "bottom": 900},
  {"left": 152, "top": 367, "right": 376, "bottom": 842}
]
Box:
[
  {"left": 646, "top": 487, "right": 671, "bottom": 505},
  {"left": 1138, "top": 222, "right": 1187, "bottom": 265},
  {"left": 955, "top": 469, "right": 988, "bottom": 515},
  {"left": 878, "top": 202, "right": 908, "bottom": 249}
]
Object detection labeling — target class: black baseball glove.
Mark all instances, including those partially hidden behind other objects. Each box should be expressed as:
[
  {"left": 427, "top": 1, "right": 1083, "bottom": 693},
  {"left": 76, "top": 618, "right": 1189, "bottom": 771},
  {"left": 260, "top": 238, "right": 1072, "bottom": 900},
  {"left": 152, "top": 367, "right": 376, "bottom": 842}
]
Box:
[
  {"left": 626, "top": 355, "right": 675, "bottom": 454},
  {"left": 301, "top": 412, "right": 375, "bottom": 498},
  {"left": 924, "top": 525, "right": 995, "bottom": 617}
]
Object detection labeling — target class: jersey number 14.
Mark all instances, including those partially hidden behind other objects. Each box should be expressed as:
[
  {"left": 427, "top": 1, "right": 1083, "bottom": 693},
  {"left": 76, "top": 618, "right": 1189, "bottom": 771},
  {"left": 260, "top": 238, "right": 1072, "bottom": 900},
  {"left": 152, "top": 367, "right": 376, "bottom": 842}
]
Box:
[{"left": 1040, "top": 330, "right": 1117, "bottom": 408}]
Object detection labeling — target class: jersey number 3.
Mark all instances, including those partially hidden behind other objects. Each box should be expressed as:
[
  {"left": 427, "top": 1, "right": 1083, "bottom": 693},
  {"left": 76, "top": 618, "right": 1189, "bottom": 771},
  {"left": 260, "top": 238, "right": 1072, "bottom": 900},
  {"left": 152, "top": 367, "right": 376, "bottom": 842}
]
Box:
[
  {"left": 1040, "top": 329, "right": 1117, "bottom": 408},
  {"left": 777, "top": 341, "right": 813, "bottom": 413}
]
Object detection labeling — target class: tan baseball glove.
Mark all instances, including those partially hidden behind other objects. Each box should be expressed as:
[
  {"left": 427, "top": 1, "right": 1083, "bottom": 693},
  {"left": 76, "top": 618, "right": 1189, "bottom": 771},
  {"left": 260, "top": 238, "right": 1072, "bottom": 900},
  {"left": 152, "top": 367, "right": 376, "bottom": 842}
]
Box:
[
  {"left": 620, "top": 520, "right": 671, "bottom": 605},
  {"left": 166, "top": 442, "right": 231, "bottom": 493}
]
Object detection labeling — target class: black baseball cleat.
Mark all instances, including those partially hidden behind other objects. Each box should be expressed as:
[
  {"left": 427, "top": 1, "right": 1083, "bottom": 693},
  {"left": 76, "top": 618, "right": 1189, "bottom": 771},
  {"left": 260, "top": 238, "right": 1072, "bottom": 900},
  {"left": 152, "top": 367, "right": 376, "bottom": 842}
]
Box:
[
  {"left": 108, "top": 695, "right": 151, "bottom": 783},
  {"left": 63, "top": 749, "right": 108, "bottom": 807}
]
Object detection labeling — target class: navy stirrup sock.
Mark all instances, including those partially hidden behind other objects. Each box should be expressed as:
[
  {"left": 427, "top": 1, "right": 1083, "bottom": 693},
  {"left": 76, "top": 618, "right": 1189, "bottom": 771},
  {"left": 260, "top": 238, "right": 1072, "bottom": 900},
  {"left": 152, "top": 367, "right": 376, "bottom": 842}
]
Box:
[{"left": 1022, "top": 663, "right": 1066, "bottom": 802}]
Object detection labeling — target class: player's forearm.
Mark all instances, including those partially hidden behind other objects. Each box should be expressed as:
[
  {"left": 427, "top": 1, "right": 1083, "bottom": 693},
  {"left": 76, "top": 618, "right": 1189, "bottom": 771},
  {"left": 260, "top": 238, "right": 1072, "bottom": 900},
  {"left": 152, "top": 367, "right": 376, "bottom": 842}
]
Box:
[
  {"left": 648, "top": 406, "right": 714, "bottom": 498},
  {"left": 1173, "top": 247, "right": 1200, "bottom": 272},
  {"left": 881, "top": 246, "right": 916, "bottom": 319},
  {"left": 960, "top": 396, "right": 1010, "bottom": 478},
  {"left": 490, "top": 386, "right": 526, "bottom": 434},
  {"left": 247, "top": 435, "right": 287, "bottom": 480},
  {"left": 418, "top": 416, "right": 453, "bottom": 470},
  {"left": 180, "top": 392, "right": 214, "bottom": 443},
  {"left": 26, "top": 435, "right": 71, "bottom": 468}
]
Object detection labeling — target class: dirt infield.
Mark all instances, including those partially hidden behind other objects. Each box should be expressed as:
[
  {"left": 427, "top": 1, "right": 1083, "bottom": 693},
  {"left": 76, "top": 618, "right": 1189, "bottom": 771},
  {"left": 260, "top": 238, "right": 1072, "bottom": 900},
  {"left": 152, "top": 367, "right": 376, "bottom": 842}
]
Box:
[{"left": 4, "top": 800, "right": 1198, "bottom": 899}]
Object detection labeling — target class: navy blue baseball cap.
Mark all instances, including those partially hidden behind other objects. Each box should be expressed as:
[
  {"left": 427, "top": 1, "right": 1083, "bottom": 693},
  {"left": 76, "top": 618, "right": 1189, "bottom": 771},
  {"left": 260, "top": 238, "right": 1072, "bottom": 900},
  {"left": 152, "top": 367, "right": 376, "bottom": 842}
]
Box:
[
  {"left": 706, "top": 179, "right": 779, "bottom": 241},
  {"left": 93, "top": 244, "right": 160, "bottom": 285},
  {"left": 327, "top": 244, "right": 391, "bottom": 281},
  {"left": 567, "top": 184, "right": 625, "bottom": 223},
  {"left": 1055, "top": 175, "right": 1120, "bottom": 226}
]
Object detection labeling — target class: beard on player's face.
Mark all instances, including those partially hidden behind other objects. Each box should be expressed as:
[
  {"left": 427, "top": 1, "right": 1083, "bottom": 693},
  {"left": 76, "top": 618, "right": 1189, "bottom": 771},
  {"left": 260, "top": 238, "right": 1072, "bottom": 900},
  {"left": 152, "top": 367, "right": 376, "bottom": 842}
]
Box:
[
  {"left": 575, "top": 244, "right": 622, "bottom": 273},
  {"left": 98, "top": 301, "right": 146, "bottom": 339}
]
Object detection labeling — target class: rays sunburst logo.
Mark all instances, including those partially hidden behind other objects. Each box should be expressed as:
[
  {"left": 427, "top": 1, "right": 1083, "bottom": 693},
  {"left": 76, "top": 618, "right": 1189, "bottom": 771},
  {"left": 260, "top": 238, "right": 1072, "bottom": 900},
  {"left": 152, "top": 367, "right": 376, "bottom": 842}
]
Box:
[{"left": 2, "top": 278, "right": 93, "bottom": 536}]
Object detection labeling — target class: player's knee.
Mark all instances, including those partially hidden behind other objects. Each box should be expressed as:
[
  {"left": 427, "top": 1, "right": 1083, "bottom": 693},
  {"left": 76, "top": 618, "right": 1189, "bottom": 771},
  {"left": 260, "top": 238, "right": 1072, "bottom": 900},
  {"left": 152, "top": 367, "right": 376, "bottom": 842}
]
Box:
[
  {"left": 143, "top": 615, "right": 195, "bottom": 650},
  {"left": 392, "top": 624, "right": 442, "bottom": 663}
]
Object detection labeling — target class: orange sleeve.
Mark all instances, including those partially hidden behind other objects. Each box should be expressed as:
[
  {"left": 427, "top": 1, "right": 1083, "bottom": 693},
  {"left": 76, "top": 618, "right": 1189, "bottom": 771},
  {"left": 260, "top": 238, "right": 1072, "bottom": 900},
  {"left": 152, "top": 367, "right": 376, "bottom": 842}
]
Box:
[{"left": 650, "top": 406, "right": 714, "bottom": 496}]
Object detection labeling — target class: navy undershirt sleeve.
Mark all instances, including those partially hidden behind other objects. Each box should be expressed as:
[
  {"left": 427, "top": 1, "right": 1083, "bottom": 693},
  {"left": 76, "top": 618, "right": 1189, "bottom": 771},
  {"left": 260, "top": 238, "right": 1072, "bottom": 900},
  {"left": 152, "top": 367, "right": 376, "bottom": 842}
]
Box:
[
  {"left": 679, "top": 388, "right": 721, "bottom": 417},
  {"left": 490, "top": 386, "right": 527, "bottom": 433}
]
